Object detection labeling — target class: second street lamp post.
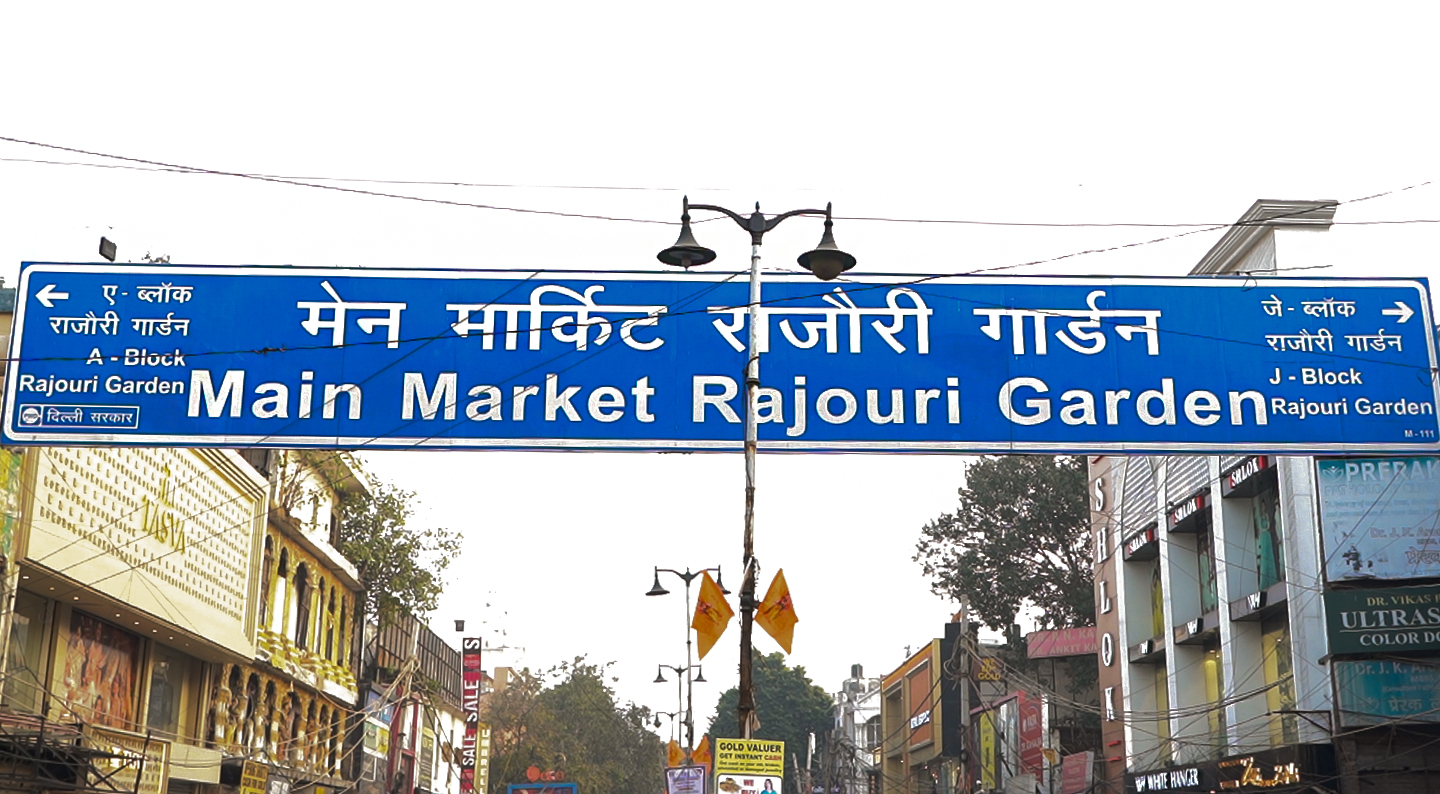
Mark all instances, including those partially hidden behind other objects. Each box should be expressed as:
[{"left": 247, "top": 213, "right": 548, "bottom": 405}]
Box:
[
  {"left": 655, "top": 662, "right": 706, "bottom": 759},
  {"left": 647, "top": 566, "right": 726, "bottom": 761},
  {"left": 657, "top": 199, "right": 856, "bottom": 738}
]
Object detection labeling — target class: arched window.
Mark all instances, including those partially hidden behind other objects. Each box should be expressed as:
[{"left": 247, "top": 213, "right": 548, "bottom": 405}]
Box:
[
  {"left": 304, "top": 700, "right": 318, "bottom": 767},
  {"left": 326, "top": 587, "right": 337, "bottom": 660},
  {"left": 275, "top": 549, "right": 290, "bottom": 634},
  {"left": 259, "top": 537, "right": 275, "bottom": 627},
  {"left": 294, "top": 564, "right": 312, "bottom": 649},
  {"left": 329, "top": 709, "right": 342, "bottom": 774},
  {"left": 243, "top": 674, "right": 261, "bottom": 749},
  {"left": 337, "top": 599, "right": 348, "bottom": 667}
]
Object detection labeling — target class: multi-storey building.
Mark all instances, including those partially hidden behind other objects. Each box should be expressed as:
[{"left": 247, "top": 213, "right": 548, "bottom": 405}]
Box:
[
  {"left": 1094, "top": 200, "right": 1440, "bottom": 793},
  {"left": 831, "top": 664, "right": 881, "bottom": 794},
  {"left": 206, "top": 449, "right": 365, "bottom": 791},
  {"left": 357, "top": 611, "right": 480, "bottom": 794},
  {"left": 0, "top": 442, "right": 271, "bottom": 794},
  {"left": 879, "top": 623, "right": 965, "bottom": 794},
  {"left": 0, "top": 348, "right": 367, "bottom": 794}
]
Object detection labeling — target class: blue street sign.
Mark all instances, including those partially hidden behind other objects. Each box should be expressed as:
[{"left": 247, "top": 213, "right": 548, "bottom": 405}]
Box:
[{"left": 4, "top": 262, "right": 1438, "bottom": 453}]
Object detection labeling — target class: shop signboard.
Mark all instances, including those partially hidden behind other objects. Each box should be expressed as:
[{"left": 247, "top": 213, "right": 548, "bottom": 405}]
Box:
[
  {"left": 508, "top": 785, "right": 576, "bottom": 794},
  {"left": 714, "top": 738, "right": 784, "bottom": 794},
  {"left": 979, "top": 710, "right": 997, "bottom": 791},
  {"left": 6, "top": 264, "right": 1439, "bottom": 454},
  {"left": 1059, "top": 752, "right": 1093, "bottom": 794},
  {"left": 1026, "top": 627, "right": 1097, "bottom": 659},
  {"left": 667, "top": 765, "right": 708, "bottom": 794},
  {"left": 1128, "top": 746, "right": 1331, "bottom": 792},
  {"left": 1317, "top": 457, "right": 1440, "bottom": 580},
  {"left": 460, "top": 637, "right": 483, "bottom": 793},
  {"left": 1325, "top": 583, "right": 1440, "bottom": 654},
  {"left": 1334, "top": 659, "right": 1440, "bottom": 726},
  {"left": 1127, "top": 764, "right": 1210, "bottom": 792},
  {"left": 1017, "top": 692, "right": 1045, "bottom": 776},
  {"left": 239, "top": 761, "right": 268, "bottom": 794},
  {"left": 85, "top": 726, "right": 170, "bottom": 794}
]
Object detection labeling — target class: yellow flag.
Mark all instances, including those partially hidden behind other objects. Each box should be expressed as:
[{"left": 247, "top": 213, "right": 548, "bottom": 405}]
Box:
[
  {"left": 756, "top": 568, "right": 798, "bottom": 653},
  {"left": 693, "top": 735, "right": 712, "bottom": 769},
  {"left": 691, "top": 570, "right": 734, "bottom": 660},
  {"left": 667, "top": 739, "right": 684, "bottom": 767}
]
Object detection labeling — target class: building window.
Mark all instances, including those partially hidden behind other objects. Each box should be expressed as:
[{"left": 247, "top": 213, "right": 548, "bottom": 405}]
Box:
[
  {"left": 326, "top": 588, "right": 337, "bottom": 661},
  {"left": 1197, "top": 523, "right": 1219, "bottom": 614},
  {"left": 276, "top": 549, "right": 290, "bottom": 635},
  {"left": 145, "top": 644, "right": 185, "bottom": 738},
  {"left": 260, "top": 536, "right": 275, "bottom": 628},
  {"left": 1261, "top": 617, "right": 1298, "bottom": 745},
  {"left": 1149, "top": 564, "right": 1165, "bottom": 638},
  {"left": 1153, "top": 665, "right": 1172, "bottom": 765},
  {"left": 1253, "top": 486, "right": 1285, "bottom": 590},
  {"left": 2, "top": 590, "right": 49, "bottom": 714},
  {"left": 1203, "top": 645, "right": 1227, "bottom": 757},
  {"left": 295, "top": 564, "right": 312, "bottom": 649}
]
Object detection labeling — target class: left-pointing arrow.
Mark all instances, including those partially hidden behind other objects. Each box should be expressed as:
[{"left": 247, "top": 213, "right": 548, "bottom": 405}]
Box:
[{"left": 35, "top": 284, "right": 70, "bottom": 308}]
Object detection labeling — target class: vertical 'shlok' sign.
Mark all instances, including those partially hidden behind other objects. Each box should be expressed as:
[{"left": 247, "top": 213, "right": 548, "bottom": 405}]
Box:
[{"left": 460, "top": 637, "right": 482, "bottom": 793}]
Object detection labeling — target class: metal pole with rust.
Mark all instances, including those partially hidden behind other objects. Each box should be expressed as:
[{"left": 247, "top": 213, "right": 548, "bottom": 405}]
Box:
[{"left": 655, "top": 198, "right": 857, "bottom": 740}]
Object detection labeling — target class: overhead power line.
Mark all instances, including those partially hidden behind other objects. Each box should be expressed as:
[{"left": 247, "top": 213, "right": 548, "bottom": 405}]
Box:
[{"left": 0, "top": 137, "right": 1433, "bottom": 228}]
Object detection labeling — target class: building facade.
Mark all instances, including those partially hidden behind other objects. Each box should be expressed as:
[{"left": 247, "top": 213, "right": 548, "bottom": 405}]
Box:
[
  {"left": 879, "top": 627, "right": 963, "bottom": 794},
  {"left": 206, "top": 450, "right": 366, "bottom": 792},
  {"left": 831, "top": 664, "right": 881, "bottom": 794},
  {"left": 0, "top": 430, "right": 368, "bottom": 794},
  {"left": 1094, "top": 200, "right": 1440, "bottom": 793},
  {"left": 357, "top": 611, "right": 483, "bottom": 794},
  {"left": 0, "top": 444, "right": 270, "bottom": 794}
]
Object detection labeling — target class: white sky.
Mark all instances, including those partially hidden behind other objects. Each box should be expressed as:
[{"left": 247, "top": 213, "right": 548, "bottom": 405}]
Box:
[{"left": 2, "top": 2, "right": 1438, "bottom": 738}]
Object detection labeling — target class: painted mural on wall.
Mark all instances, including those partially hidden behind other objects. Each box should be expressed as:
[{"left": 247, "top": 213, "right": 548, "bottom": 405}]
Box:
[{"left": 62, "top": 611, "right": 140, "bottom": 730}]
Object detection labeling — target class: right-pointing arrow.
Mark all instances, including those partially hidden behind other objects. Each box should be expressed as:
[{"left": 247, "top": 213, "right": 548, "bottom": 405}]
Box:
[{"left": 1382, "top": 301, "right": 1415, "bottom": 324}]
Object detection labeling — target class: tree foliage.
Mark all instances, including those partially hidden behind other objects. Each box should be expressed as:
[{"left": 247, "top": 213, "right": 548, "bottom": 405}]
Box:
[
  {"left": 485, "top": 659, "right": 664, "bottom": 794},
  {"left": 337, "top": 478, "right": 461, "bottom": 626},
  {"left": 706, "top": 650, "right": 834, "bottom": 791},
  {"left": 914, "top": 455, "right": 1092, "bottom": 633}
]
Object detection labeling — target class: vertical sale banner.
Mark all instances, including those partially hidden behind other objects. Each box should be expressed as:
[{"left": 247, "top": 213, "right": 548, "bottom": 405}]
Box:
[
  {"left": 460, "top": 638, "right": 483, "bottom": 793},
  {"left": 714, "top": 739, "right": 784, "bottom": 794}
]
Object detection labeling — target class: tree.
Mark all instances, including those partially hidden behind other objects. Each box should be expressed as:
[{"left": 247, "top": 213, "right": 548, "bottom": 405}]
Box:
[
  {"left": 485, "top": 659, "right": 664, "bottom": 794},
  {"left": 706, "top": 650, "right": 835, "bottom": 793},
  {"left": 336, "top": 476, "right": 461, "bottom": 626},
  {"left": 914, "top": 455, "right": 1092, "bottom": 635}
]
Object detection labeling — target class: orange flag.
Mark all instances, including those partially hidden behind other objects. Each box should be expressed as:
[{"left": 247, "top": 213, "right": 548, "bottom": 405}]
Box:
[
  {"left": 667, "top": 739, "right": 685, "bottom": 767},
  {"left": 756, "top": 568, "right": 799, "bottom": 653},
  {"left": 691, "top": 570, "right": 734, "bottom": 660},
  {"left": 692, "top": 735, "right": 712, "bottom": 769}
]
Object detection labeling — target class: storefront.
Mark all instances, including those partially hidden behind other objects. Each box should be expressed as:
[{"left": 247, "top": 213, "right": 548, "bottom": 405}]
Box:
[{"left": 1125, "top": 746, "right": 1335, "bottom": 793}]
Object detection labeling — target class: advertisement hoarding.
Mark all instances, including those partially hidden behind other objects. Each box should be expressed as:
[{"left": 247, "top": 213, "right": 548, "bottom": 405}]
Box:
[
  {"left": 1324, "top": 584, "right": 1440, "bottom": 654},
  {"left": 5, "top": 264, "right": 1438, "bottom": 454},
  {"left": 1334, "top": 659, "right": 1440, "bottom": 727},
  {"left": 26, "top": 447, "right": 262, "bottom": 656},
  {"left": 1026, "top": 627, "right": 1098, "bottom": 659},
  {"left": 460, "top": 638, "right": 482, "bottom": 793},
  {"left": 1316, "top": 457, "right": 1440, "bottom": 581},
  {"left": 714, "top": 738, "right": 783, "bottom": 794},
  {"left": 666, "top": 765, "right": 707, "bottom": 794}
]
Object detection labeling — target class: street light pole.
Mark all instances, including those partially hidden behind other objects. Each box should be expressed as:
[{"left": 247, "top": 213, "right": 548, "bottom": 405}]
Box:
[
  {"left": 657, "top": 199, "right": 856, "bottom": 739},
  {"left": 648, "top": 566, "right": 725, "bottom": 761},
  {"left": 656, "top": 662, "right": 706, "bottom": 758}
]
